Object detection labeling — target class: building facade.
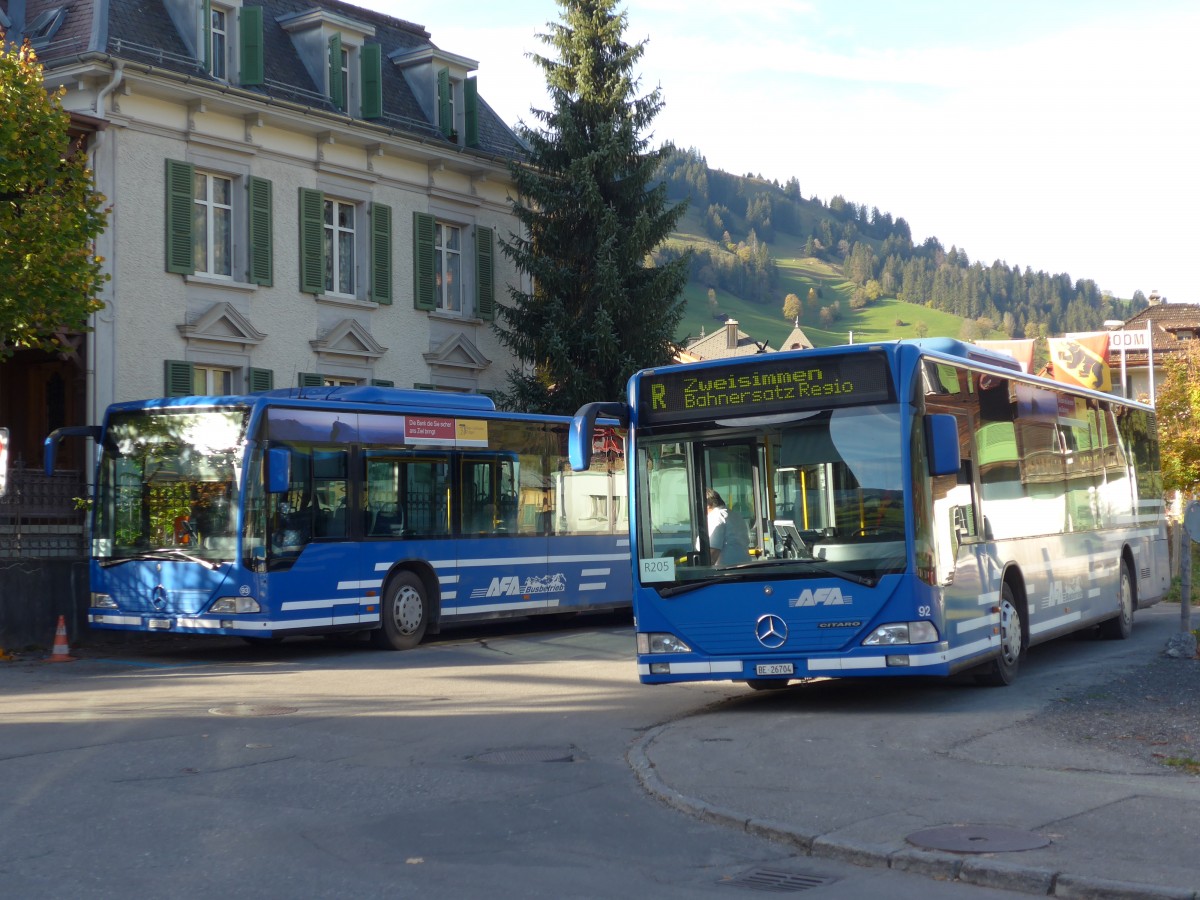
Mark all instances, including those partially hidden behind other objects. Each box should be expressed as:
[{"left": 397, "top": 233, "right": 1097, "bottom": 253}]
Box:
[{"left": 4, "top": 0, "right": 527, "bottom": 462}]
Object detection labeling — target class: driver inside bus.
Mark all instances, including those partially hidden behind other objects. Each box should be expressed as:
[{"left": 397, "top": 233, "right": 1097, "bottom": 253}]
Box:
[{"left": 705, "top": 489, "right": 751, "bottom": 566}]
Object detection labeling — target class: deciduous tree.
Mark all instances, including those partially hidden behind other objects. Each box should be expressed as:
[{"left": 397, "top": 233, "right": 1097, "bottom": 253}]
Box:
[
  {"left": 495, "top": 0, "right": 688, "bottom": 413},
  {"left": 0, "top": 41, "right": 108, "bottom": 357},
  {"left": 1156, "top": 341, "right": 1200, "bottom": 495},
  {"left": 782, "top": 292, "right": 800, "bottom": 324}
]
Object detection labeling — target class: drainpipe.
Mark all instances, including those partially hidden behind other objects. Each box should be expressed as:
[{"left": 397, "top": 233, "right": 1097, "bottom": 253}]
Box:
[{"left": 94, "top": 60, "right": 124, "bottom": 115}]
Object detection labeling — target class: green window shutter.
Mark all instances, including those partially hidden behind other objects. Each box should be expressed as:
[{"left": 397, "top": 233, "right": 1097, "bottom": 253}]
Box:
[
  {"left": 248, "top": 176, "right": 273, "bottom": 286},
  {"left": 238, "top": 6, "right": 264, "bottom": 86},
  {"left": 164, "top": 159, "right": 195, "bottom": 275},
  {"left": 165, "top": 360, "right": 195, "bottom": 397},
  {"left": 202, "top": 0, "right": 212, "bottom": 70},
  {"left": 360, "top": 43, "right": 382, "bottom": 119},
  {"left": 371, "top": 379, "right": 394, "bottom": 387},
  {"left": 298, "top": 372, "right": 324, "bottom": 388},
  {"left": 370, "top": 202, "right": 392, "bottom": 304},
  {"left": 298, "top": 188, "right": 325, "bottom": 294},
  {"left": 248, "top": 368, "right": 274, "bottom": 392},
  {"left": 475, "top": 225, "right": 495, "bottom": 321},
  {"left": 437, "top": 68, "right": 452, "bottom": 137},
  {"left": 412, "top": 211, "right": 436, "bottom": 310},
  {"left": 464, "top": 76, "right": 479, "bottom": 147},
  {"left": 328, "top": 33, "right": 344, "bottom": 110}
]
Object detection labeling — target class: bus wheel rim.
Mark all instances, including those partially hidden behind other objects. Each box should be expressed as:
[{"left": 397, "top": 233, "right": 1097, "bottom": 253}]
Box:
[
  {"left": 999, "top": 600, "right": 1020, "bottom": 664},
  {"left": 393, "top": 586, "right": 423, "bottom": 634}
]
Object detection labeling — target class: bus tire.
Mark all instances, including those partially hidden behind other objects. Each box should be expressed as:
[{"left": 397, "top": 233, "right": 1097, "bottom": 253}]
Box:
[
  {"left": 372, "top": 571, "right": 429, "bottom": 651},
  {"left": 975, "top": 582, "right": 1022, "bottom": 686},
  {"left": 1099, "top": 559, "right": 1135, "bottom": 640}
]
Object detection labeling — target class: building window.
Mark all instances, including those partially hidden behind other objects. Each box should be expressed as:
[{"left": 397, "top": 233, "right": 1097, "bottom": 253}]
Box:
[
  {"left": 412, "top": 213, "right": 494, "bottom": 321},
  {"left": 298, "top": 373, "right": 360, "bottom": 387},
  {"left": 165, "top": 361, "right": 270, "bottom": 397},
  {"left": 166, "top": 160, "right": 273, "bottom": 285},
  {"left": 210, "top": 6, "right": 229, "bottom": 79},
  {"left": 435, "top": 222, "right": 461, "bottom": 313},
  {"left": 193, "top": 171, "right": 233, "bottom": 278},
  {"left": 194, "top": 365, "right": 233, "bottom": 395},
  {"left": 324, "top": 199, "right": 356, "bottom": 296}
]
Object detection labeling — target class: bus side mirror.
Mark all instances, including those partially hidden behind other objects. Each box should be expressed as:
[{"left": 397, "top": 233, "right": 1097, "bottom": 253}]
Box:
[
  {"left": 266, "top": 447, "right": 291, "bottom": 493},
  {"left": 43, "top": 425, "right": 101, "bottom": 476},
  {"left": 926, "top": 414, "right": 960, "bottom": 477},
  {"left": 568, "top": 401, "right": 628, "bottom": 472}
]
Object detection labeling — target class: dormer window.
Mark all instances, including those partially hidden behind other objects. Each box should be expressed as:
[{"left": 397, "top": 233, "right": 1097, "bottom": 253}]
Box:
[
  {"left": 161, "top": 0, "right": 262, "bottom": 85},
  {"left": 209, "top": 6, "right": 229, "bottom": 80},
  {"left": 278, "top": 9, "right": 380, "bottom": 119},
  {"left": 390, "top": 47, "right": 481, "bottom": 147}
]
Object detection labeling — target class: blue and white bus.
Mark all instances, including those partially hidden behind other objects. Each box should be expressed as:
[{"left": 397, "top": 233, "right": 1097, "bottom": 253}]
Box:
[
  {"left": 569, "top": 338, "right": 1169, "bottom": 687},
  {"left": 46, "top": 386, "right": 630, "bottom": 649}
]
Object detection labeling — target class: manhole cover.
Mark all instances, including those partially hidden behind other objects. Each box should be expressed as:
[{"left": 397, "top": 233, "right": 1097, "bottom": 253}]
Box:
[
  {"left": 907, "top": 824, "right": 1050, "bottom": 853},
  {"left": 473, "top": 747, "right": 580, "bottom": 764},
  {"left": 208, "top": 704, "right": 297, "bottom": 717}
]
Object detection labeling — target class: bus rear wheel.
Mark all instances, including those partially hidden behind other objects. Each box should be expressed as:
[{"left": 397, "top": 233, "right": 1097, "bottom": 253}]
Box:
[
  {"left": 372, "top": 572, "right": 429, "bottom": 651},
  {"left": 975, "top": 583, "right": 1022, "bottom": 686},
  {"left": 1098, "top": 560, "right": 1134, "bottom": 640}
]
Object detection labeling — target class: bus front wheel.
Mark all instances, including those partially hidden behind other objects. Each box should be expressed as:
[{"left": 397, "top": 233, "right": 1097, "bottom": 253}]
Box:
[
  {"left": 975, "top": 583, "right": 1023, "bottom": 686},
  {"left": 372, "top": 572, "right": 429, "bottom": 651}
]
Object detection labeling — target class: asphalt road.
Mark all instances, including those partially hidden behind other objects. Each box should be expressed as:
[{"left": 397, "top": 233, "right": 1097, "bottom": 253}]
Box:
[{"left": 0, "top": 611, "right": 1172, "bottom": 899}]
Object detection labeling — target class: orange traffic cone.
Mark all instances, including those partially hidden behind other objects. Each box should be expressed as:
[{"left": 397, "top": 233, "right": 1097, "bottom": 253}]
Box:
[{"left": 47, "top": 615, "right": 76, "bottom": 662}]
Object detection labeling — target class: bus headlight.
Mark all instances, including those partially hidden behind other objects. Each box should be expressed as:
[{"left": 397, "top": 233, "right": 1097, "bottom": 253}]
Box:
[
  {"left": 637, "top": 632, "right": 692, "bottom": 654},
  {"left": 862, "top": 621, "right": 939, "bottom": 646},
  {"left": 91, "top": 593, "right": 118, "bottom": 609},
  {"left": 210, "top": 596, "right": 261, "bottom": 614}
]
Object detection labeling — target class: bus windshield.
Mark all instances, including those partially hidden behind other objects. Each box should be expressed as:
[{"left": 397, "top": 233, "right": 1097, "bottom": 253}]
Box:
[
  {"left": 638, "top": 404, "right": 907, "bottom": 588},
  {"left": 95, "top": 408, "right": 249, "bottom": 562}
]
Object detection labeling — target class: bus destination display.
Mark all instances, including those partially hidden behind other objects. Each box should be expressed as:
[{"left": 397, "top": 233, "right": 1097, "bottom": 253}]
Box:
[{"left": 638, "top": 351, "right": 893, "bottom": 425}]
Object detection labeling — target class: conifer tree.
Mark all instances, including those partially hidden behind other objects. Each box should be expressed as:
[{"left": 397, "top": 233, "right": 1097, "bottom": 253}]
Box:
[{"left": 495, "top": 0, "right": 688, "bottom": 413}]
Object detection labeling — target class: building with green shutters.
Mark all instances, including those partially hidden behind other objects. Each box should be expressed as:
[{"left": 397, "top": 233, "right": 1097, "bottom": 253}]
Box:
[{"left": 9, "top": 0, "right": 526, "bottom": 438}]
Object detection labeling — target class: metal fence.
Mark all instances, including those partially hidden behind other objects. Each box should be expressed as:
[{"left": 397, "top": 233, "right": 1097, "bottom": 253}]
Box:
[{"left": 0, "top": 466, "right": 87, "bottom": 559}]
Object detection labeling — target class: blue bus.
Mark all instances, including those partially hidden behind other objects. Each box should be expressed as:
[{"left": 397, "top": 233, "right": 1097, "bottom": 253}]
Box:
[
  {"left": 45, "top": 386, "right": 630, "bottom": 649},
  {"left": 569, "top": 338, "right": 1169, "bottom": 687}
]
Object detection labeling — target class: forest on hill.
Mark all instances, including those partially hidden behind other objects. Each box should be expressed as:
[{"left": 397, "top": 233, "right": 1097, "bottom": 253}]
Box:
[{"left": 654, "top": 148, "right": 1145, "bottom": 343}]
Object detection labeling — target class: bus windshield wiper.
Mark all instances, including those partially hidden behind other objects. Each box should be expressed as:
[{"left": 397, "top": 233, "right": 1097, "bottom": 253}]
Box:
[
  {"left": 657, "top": 558, "right": 876, "bottom": 596},
  {"left": 734, "top": 557, "right": 877, "bottom": 587},
  {"left": 102, "top": 548, "right": 220, "bottom": 570}
]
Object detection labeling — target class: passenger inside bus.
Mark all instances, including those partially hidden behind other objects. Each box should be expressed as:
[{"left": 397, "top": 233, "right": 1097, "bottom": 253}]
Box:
[{"left": 705, "top": 489, "right": 751, "bottom": 566}]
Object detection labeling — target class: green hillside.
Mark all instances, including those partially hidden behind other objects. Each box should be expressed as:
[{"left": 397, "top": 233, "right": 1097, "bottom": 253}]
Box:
[{"left": 660, "top": 151, "right": 1139, "bottom": 351}]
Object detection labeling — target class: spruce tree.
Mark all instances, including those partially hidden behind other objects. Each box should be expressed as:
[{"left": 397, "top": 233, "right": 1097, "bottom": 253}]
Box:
[{"left": 496, "top": 0, "right": 688, "bottom": 414}]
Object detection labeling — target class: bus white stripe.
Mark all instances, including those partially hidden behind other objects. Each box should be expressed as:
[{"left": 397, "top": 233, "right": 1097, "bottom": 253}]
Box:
[
  {"left": 579, "top": 583, "right": 606, "bottom": 591},
  {"left": 581, "top": 568, "right": 611, "bottom": 576},
  {"left": 957, "top": 614, "right": 998, "bottom": 635},
  {"left": 977, "top": 591, "right": 999, "bottom": 607},
  {"left": 442, "top": 599, "right": 561, "bottom": 615},
  {"left": 379, "top": 553, "right": 629, "bottom": 572},
  {"left": 1030, "top": 610, "right": 1082, "bottom": 635}
]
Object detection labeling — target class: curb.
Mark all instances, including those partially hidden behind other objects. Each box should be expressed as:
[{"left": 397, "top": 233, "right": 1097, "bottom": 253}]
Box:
[{"left": 628, "top": 724, "right": 1197, "bottom": 900}]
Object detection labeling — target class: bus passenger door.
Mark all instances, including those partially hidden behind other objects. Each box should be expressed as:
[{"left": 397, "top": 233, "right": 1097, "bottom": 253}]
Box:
[
  {"left": 455, "top": 454, "right": 546, "bottom": 615},
  {"left": 701, "top": 441, "right": 762, "bottom": 562}
]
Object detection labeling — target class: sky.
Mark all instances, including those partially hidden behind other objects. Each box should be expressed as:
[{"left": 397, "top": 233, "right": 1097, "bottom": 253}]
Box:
[{"left": 360, "top": 0, "right": 1198, "bottom": 304}]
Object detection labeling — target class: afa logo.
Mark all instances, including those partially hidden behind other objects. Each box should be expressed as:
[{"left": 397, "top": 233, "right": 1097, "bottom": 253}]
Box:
[
  {"left": 473, "top": 573, "right": 567, "bottom": 599},
  {"left": 788, "top": 587, "right": 853, "bottom": 607}
]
